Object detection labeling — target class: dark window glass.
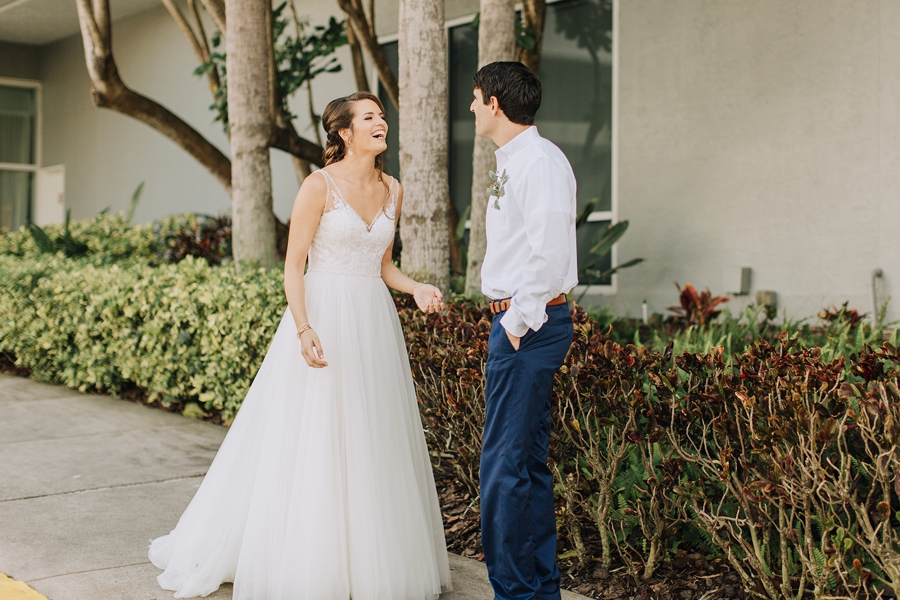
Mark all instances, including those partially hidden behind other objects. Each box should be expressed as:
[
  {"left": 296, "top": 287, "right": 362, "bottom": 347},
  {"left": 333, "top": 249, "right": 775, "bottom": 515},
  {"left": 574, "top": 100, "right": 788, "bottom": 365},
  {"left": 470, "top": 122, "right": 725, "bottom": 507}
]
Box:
[
  {"left": 448, "top": 22, "right": 479, "bottom": 227},
  {"left": 577, "top": 220, "right": 614, "bottom": 286},
  {"left": 377, "top": 42, "right": 401, "bottom": 180},
  {"left": 0, "top": 85, "right": 37, "bottom": 229},
  {"left": 0, "top": 85, "right": 36, "bottom": 165},
  {"left": 0, "top": 170, "right": 33, "bottom": 230},
  {"left": 539, "top": 0, "right": 613, "bottom": 215}
]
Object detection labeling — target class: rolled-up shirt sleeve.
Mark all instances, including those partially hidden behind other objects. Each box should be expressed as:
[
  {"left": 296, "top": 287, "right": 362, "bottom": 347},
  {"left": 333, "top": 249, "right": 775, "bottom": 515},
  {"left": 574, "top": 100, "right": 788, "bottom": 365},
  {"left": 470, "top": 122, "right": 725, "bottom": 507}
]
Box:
[{"left": 500, "top": 157, "right": 575, "bottom": 337}]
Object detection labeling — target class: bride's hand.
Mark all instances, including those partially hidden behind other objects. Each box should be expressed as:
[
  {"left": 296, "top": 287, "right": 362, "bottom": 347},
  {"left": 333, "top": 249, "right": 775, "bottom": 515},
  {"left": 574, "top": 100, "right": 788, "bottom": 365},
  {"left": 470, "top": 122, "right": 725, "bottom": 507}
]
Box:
[
  {"left": 300, "top": 329, "right": 328, "bottom": 368},
  {"left": 413, "top": 284, "right": 445, "bottom": 314}
]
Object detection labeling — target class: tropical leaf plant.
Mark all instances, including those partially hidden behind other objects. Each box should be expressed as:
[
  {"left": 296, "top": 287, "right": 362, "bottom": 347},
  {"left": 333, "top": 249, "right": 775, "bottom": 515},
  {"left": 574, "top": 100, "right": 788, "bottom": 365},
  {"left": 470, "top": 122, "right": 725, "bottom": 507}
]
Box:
[
  {"left": 668, "top": 282, "right": 729, "bottom": 328},
  {"left": 576, "top": 201, "right": 644, "bottom": 283},
  {"left": 28, "top": 209, "right": 89, "bottom": 258}
]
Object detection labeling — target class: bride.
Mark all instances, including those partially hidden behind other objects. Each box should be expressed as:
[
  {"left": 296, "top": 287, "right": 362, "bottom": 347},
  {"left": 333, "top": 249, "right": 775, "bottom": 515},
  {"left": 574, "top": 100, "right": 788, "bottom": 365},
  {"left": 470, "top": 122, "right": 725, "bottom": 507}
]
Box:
[{"left": 149, "top": 91, "right": 452, "bottom": 600}]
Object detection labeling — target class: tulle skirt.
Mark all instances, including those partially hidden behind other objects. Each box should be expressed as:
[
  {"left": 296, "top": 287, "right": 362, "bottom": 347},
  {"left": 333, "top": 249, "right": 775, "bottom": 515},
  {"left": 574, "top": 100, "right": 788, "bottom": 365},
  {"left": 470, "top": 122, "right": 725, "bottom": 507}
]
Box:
[{"left": 149, "top": 271, "right": 451, "bottom": 599}]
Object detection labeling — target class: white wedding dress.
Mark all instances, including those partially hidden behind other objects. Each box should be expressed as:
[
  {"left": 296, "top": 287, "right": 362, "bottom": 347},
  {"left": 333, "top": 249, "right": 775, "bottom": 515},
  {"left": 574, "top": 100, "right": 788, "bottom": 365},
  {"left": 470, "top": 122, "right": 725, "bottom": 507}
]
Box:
[{"left": 149, "top": 170, "right": 452, "bottom": 600}]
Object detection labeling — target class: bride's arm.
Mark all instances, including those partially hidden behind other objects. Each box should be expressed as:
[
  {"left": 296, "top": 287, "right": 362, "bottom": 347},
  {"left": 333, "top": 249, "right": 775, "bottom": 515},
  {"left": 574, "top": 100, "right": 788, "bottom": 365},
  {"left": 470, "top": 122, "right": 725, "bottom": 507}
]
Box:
[
  {"left": 380, "top": 184, "right": 445, "bottom": 314},
  {"left": 284, "top": 173, "right": 328, "bottom": 368}
]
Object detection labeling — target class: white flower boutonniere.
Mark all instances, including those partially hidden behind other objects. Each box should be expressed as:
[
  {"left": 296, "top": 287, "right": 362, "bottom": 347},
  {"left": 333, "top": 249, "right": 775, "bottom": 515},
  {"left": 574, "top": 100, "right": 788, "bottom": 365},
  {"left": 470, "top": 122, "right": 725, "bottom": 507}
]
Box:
[{"left": 487, "top": 169, "right": 509, "bottom": 210}]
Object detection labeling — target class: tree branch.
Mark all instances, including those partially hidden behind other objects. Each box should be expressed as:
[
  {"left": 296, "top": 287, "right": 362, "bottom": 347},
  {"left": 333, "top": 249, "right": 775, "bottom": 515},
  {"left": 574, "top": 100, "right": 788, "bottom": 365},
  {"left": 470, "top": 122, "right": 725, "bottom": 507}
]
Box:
[
  {"left": 337, "top": 0, "right": 398, "bottom": 109},
  {"left": 187, "top": 0, "right": 221, "bottom": 90},
  {"left": 161, "top": 0, "right": 206, "bottom": 64},
  {"left": 198, "top": 0, "right": 226, "bottom": 35},
  {"left": 518, "top": 0, "right": 546, "bottom": 75},
  {"left": 306, "top": 80, "right": 323, "bottom": 147},
  {"left": 270, "top": 123, "right": 325, "bottom": 167},
  {"left": 344, "top": 13, "right": 370, "bottom": 92},
  {"left": 75, "top": 0, "right": 107, "bottom": 56},
  {"left": 265, "top": 3, "right": 279, "bottom": 126},
  {"left": 94, "top": 0, "right": 111, "bottom": 46}
]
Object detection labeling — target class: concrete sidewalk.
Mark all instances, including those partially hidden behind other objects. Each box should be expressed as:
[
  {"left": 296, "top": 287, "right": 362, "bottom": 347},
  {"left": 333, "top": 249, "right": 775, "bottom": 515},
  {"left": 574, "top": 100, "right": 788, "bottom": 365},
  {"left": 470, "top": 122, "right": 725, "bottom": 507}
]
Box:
[{"left": 0, "top": 374, "right": 588, "bottom": 600}]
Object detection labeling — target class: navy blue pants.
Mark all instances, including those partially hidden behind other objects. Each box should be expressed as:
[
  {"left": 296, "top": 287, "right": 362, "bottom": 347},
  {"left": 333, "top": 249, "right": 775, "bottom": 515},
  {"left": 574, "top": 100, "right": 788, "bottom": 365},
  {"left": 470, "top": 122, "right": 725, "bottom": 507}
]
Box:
[{"left": 481, "top": 303, "right": 574, "bottom": 600}]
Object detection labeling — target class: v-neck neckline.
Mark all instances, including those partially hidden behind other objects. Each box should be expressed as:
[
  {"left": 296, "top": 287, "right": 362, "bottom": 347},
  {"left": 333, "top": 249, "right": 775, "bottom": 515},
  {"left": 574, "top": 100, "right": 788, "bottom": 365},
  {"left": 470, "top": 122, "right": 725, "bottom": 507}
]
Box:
[{"left": 322, "top": 170, "right": 392, "bottom": 232}]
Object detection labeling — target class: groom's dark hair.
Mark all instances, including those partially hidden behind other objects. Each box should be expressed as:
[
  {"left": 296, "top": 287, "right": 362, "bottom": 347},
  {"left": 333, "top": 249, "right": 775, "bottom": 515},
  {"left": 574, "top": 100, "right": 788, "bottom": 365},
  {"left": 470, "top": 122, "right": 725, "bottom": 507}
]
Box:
[{"left": 473, "top": 61, "right": 542, "bottom": 126}]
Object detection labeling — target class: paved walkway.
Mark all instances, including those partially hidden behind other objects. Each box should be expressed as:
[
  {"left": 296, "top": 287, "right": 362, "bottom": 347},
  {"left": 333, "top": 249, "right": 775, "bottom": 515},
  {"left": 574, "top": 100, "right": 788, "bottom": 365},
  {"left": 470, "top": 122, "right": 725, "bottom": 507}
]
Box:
[{"left": 0, "top": 374, "right": 588, "bottom": 600}]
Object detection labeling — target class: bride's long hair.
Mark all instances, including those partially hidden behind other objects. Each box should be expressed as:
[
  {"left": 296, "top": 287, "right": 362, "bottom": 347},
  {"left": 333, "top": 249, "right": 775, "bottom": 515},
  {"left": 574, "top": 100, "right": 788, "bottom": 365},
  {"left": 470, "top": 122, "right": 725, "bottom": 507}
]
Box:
[{"left": 322, "top": 92, "right": 387, "bottom": 177}]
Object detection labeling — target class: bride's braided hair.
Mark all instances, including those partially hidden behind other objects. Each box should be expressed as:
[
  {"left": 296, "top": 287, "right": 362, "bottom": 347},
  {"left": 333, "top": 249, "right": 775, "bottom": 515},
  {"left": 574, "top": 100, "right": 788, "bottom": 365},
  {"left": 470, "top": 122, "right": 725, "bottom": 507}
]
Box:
[{"left": 322, "top": 92, "right": 387, "bottom": 176}]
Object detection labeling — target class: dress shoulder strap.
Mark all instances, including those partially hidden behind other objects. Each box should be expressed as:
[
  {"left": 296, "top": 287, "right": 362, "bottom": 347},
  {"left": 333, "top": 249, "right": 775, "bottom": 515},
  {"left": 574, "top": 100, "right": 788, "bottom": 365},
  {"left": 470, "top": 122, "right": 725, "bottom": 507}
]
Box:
[
  {"left": 384, "top": 176, "right": 399, "bottom": 220},
  {"left": 315, "top": 169, "right": 344, "bottom": 214}
]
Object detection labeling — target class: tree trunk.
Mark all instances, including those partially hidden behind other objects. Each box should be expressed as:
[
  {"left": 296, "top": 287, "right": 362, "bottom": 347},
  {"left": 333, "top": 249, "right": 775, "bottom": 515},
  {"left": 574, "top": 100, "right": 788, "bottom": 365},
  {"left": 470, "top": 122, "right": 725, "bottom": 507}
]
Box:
[
  {"left": 226, "top": 0, "right": 279, "bottom": 269},
  {"left": 397, "top": 0, "right": 450, "bottom": 291},
  {"left": 517, "top": 0, "right": 547, "bottom": 75},
  {"left": 463, "top": 0, "right": 516, "bottom": 297}
]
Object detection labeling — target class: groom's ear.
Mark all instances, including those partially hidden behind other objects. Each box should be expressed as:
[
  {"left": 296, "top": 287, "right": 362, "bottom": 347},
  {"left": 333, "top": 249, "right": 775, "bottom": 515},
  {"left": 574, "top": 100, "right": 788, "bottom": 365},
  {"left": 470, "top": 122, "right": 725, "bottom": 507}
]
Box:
[{"left": 489, "top": 95, "right": 502, "bottom": 116}]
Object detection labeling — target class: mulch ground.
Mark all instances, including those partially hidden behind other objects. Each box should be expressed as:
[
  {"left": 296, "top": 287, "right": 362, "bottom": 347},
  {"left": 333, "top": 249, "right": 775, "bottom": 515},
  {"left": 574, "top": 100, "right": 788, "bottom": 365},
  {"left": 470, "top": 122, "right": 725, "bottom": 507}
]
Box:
[{"left": 434, "top": 470, "right": 752, "bottom": 600}]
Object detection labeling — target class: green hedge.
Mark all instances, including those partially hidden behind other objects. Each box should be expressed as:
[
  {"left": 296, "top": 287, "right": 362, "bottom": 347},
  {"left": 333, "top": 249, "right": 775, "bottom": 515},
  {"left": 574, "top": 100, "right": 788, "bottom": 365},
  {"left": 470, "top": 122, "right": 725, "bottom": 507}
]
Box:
[
  {"left": 0, "top": 213, "right": 195, "bottom": 266},
  {"left": 0, "top": 255, "right": 284, "bottom": 419}
]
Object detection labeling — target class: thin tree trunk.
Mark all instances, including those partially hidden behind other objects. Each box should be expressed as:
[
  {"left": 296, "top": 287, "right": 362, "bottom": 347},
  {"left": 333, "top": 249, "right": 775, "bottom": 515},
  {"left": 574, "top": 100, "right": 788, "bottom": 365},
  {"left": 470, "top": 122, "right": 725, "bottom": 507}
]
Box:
[
  {"left": 345, "top": 14, "right": 370, "bottom": 92},
  {"left": 338, "top": 0, "right": 398, "bottom": 110},
  {"left": 226, "top": 0, "right": 278, "bottom": 268},
  {"left": 199, "top": 0, "right": 226, "bottom": 35},
  {"left": 517, "top": 0, "right": 547, "bottom": 76},
  {"left": 463, "top": 0, "right": 516, "bottom": 297},
  {"left": 397, "top": 0, "right": 450, "bottom": 291}
]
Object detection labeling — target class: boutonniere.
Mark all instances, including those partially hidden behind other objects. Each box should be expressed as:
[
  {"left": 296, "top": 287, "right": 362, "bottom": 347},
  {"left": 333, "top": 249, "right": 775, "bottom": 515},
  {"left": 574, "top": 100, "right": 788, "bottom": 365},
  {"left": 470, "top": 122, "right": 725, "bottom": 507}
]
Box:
[{"left": 487, "top": 169, "right": 509, "bottom": 210}]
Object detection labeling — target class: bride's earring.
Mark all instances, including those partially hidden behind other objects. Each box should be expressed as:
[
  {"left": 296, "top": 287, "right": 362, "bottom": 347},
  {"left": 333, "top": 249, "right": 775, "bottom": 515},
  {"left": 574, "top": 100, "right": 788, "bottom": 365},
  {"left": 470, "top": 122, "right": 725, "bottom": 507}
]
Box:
[{"left": 348, "top": 147, "right": 354, "bottom": 157}]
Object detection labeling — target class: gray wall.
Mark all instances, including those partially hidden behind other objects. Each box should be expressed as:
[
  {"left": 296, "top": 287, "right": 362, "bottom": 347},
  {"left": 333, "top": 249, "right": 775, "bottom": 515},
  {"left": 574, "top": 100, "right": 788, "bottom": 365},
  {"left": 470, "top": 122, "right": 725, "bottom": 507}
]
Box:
[
  {"left": 609, "top": 0, "right": 899, "bottom": 322},
  {"left": 0, "top": 41, "right": 41, "bottom": 80}
]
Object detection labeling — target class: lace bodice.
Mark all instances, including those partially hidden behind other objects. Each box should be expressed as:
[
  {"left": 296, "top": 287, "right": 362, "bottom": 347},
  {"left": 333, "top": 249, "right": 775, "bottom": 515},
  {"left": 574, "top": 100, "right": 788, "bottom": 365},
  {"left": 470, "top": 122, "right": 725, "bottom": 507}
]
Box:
[{"left": 307, "top": 170, "right": 399, "bottom": 278}]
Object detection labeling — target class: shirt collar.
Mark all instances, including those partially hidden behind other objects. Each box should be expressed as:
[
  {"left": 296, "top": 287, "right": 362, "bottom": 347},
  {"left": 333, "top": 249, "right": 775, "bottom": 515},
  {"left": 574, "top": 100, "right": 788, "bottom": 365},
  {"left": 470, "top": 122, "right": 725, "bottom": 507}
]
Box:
[{"left": 495, "top": 126, "right": 539, "bottom": 167}]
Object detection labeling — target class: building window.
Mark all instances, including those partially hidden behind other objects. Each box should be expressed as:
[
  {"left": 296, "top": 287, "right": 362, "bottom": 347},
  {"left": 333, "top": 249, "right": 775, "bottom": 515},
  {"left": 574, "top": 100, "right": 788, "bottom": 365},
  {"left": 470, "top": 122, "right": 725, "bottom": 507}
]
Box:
[
  {"left": 379, "top": 0, "right": 614, "bottom": 286},
  {"left": 0, "top": 81, "right": 39, "bottom": 230},
  {"left": 377, "top": 41, "right": 400, "bottom": 181}
]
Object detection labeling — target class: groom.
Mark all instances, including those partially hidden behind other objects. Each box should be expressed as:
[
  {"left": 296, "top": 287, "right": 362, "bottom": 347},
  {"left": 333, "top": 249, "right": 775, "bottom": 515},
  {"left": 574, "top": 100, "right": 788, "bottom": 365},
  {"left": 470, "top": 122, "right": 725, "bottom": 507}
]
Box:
[{"left": 471, "top": 61, "right": 578, "bottom": 600}]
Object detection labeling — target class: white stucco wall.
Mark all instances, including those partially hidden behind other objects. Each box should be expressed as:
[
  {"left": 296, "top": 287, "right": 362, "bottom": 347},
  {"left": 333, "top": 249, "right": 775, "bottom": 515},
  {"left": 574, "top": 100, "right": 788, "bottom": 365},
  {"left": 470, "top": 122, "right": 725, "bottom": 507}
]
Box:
[
  {"left": 605, "top": 0, "right": 898, "bottom": 323},
  {"left": 39, "top": 2, "right": 359, "bottom": 224}
]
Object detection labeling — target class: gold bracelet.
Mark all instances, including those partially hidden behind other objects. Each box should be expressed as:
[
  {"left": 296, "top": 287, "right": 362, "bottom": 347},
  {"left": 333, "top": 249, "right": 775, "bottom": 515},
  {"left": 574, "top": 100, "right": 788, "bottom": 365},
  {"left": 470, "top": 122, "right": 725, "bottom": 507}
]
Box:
[{"left": 296, "top": 323, "right": 312, "bottom": 339}]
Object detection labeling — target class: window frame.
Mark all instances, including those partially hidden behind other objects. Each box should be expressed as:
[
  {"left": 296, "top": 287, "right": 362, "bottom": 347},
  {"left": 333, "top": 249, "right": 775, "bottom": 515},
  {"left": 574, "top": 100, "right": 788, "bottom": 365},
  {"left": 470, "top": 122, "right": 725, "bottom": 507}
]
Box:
[{"left": 374, "top": 0, "right": 620, "bottom": 295}]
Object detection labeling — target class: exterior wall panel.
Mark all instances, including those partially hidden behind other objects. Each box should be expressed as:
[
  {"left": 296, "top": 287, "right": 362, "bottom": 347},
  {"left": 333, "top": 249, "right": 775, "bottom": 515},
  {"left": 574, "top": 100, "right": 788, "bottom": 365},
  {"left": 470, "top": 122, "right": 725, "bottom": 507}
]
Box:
[
  {"left": 610, "top": 0, "right": 898, "bottom": 322},
  {"left": 0, "top": 41, "right": 41, "bottom": 80}
]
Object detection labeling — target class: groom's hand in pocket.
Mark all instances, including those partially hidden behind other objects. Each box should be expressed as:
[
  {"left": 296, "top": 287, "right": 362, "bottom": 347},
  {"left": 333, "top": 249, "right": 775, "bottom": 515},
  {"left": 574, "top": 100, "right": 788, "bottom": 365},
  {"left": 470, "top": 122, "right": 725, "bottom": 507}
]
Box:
[
  {"left": 505, "top": 329, "right": 521, "bottom": 351},
  {"left": 300, "top": 329, "right": 328, "bottom": 368}
]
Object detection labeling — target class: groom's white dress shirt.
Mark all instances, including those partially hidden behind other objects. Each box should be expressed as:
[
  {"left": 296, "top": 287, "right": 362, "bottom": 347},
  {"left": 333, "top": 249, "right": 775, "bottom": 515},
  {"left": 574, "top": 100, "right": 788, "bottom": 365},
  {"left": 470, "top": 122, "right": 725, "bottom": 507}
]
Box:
[{"left": 481, "top": 126, "right": 579, "bottom": 338}]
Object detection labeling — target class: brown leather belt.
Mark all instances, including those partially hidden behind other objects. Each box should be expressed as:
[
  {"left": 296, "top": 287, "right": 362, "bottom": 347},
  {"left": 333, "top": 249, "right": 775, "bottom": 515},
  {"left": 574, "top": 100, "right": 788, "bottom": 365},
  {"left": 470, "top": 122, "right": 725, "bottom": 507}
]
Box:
[{"left": 489, "top": 293, "right": 567, "bottom": 315}]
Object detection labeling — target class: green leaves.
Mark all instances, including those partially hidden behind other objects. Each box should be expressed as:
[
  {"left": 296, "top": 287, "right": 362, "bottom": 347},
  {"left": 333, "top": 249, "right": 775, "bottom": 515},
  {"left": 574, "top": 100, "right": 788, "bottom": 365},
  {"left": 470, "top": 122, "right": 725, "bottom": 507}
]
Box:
[
  {"left": 194, "top": 12, "right": 347, "bottom": 131},
  {"left": 0, "top": 254, "right": 284, "bottom": 419},
  {"left": 577, "top": 217, "right": 644, "bottom": 283},
  {"left": 27, "top": 210, "right": 89, "bottom": 258}
]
